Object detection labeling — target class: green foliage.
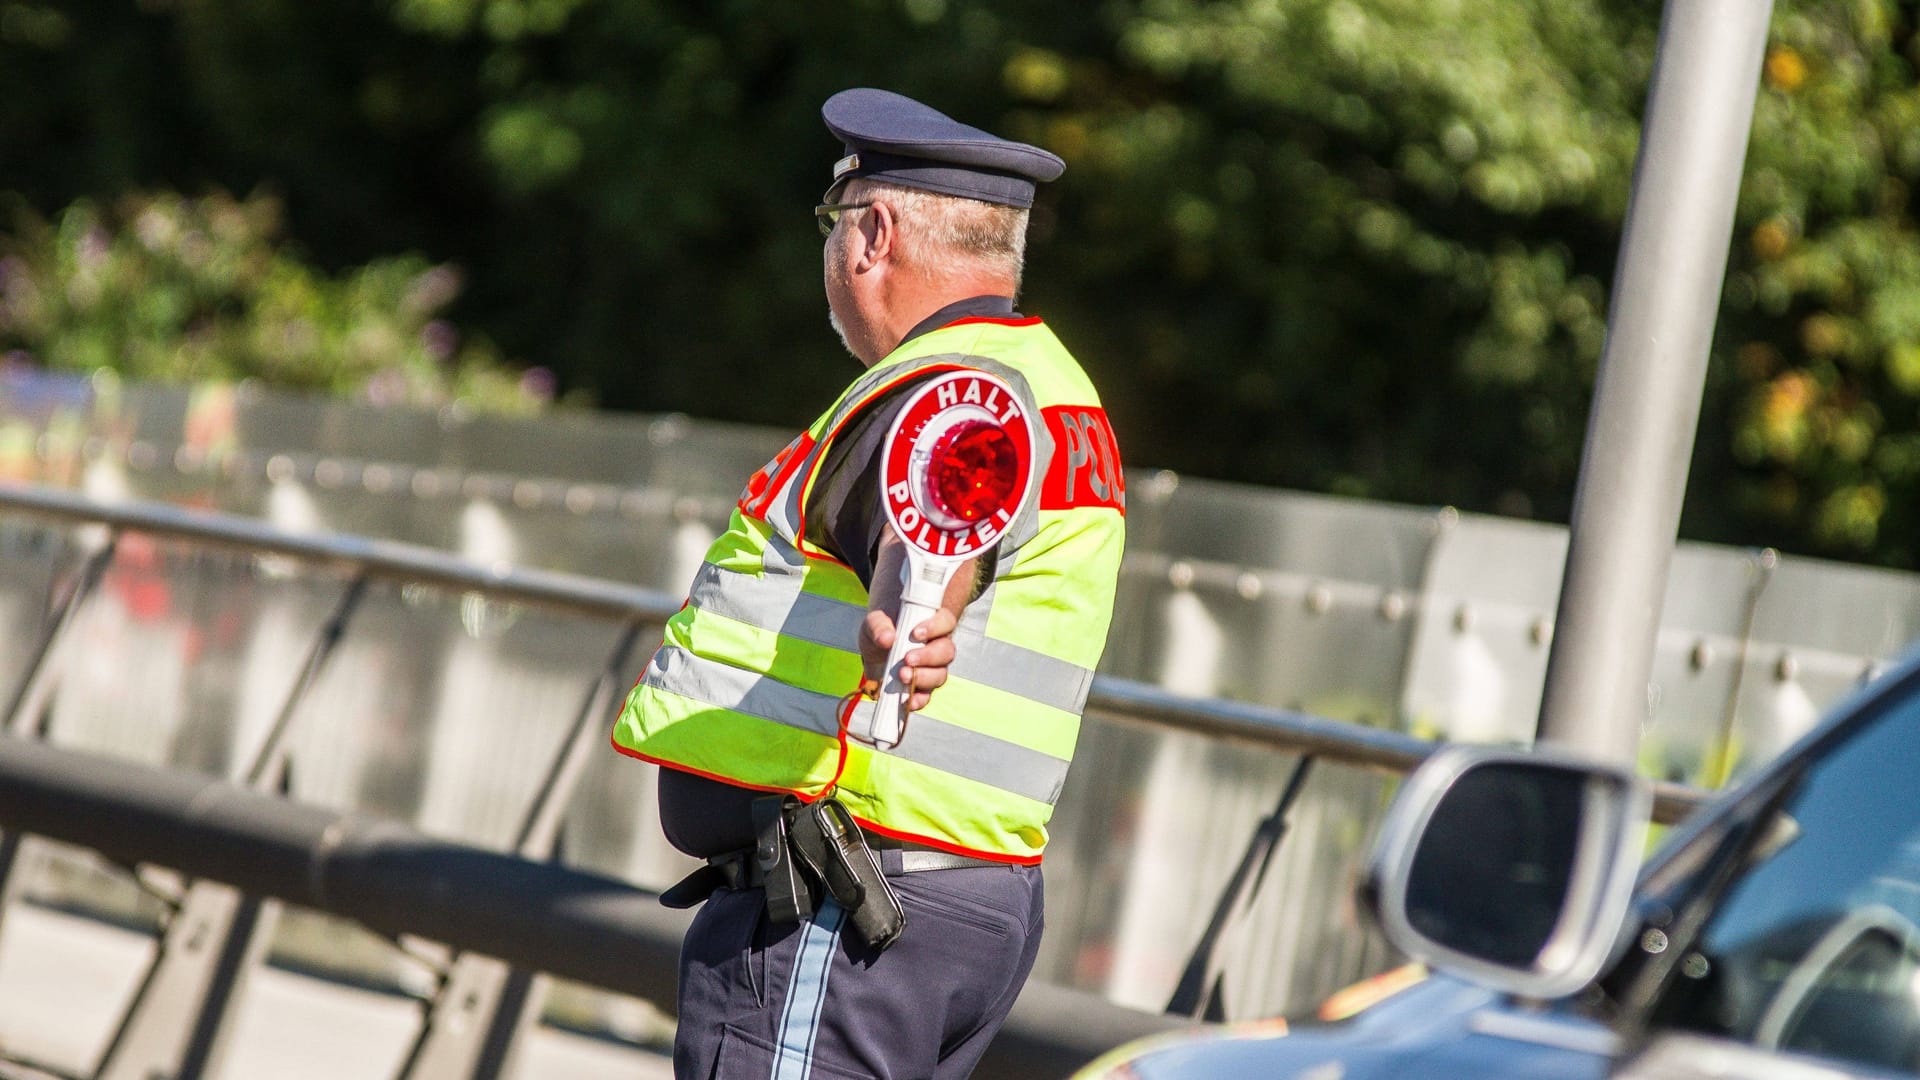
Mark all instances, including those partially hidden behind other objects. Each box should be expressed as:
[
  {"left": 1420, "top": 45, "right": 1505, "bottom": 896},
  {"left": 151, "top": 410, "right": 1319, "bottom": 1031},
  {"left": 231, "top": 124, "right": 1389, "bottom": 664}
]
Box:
[
  {"left": 1713, "top": 0, "right": 1920, "bottom": 563},
  {"left": 1038, "top": 1, "right": 1651, "bottom": 493},
  {"left": 0, "top": 191, "right": 545, "bottom": 412},
  {"left": 2, "top": 0, "right": 1919, "bottom": 565}
]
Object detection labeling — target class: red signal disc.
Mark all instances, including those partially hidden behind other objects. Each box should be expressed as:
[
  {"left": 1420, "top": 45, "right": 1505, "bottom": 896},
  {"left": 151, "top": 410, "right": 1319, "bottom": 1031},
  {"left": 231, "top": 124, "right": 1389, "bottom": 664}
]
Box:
[
  {"left": 927, "top": 420, "right": 1019, "bottom": 524},
  {"left": 879, "top": 370, "right": 1035, "bottom": 560}
]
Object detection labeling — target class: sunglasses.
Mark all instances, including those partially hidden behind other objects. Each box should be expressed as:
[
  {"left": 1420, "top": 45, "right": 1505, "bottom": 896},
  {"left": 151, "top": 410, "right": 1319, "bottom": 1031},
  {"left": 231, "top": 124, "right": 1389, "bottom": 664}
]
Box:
[{"left": 815, "top": 202, "right": 874, "bottom": 237}]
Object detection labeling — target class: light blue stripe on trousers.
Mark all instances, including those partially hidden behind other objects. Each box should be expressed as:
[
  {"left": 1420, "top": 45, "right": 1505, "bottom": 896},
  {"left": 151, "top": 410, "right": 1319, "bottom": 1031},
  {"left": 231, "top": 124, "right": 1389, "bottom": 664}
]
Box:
[{"left": 773, "top": 898, "right": 846, "bottom": 1080}]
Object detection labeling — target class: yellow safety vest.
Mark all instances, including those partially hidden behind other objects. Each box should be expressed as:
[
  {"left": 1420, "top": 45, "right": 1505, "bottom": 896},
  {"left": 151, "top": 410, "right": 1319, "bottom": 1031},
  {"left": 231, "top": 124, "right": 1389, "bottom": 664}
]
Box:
[{"left": 612, "top": 316, "right": 1125, "bottom": 862}]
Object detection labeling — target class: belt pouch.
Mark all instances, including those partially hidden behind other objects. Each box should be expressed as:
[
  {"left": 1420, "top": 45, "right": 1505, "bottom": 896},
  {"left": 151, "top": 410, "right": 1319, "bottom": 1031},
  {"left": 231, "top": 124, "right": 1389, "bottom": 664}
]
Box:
[
  {"left": 795, "top": 799, "right": 907, "bottom": 952},
  {"left": 752, "top": 795, "right": 812, "bottom": 924}
]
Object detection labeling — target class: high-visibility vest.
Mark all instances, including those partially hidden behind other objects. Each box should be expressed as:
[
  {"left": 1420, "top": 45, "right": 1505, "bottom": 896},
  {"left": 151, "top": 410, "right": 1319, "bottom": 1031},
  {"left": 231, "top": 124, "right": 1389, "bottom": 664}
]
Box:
[{"left": 612, "top": 316, "right": 1126, "bottom": 862}]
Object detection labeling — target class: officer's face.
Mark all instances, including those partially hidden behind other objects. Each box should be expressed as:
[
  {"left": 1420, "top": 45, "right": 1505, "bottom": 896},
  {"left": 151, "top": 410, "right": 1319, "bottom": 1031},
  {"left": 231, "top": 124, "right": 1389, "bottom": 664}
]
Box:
[{"left": 824, "top": 216, "right": 858, "bottom": 359}]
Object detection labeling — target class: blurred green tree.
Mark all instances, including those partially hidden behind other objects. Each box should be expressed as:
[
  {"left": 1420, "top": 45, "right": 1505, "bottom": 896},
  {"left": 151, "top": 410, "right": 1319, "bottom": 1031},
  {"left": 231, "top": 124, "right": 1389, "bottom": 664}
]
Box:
[
  {"left": 1711, "top": 3, "right": 1920, "bottom": 563},
  {"left": 0, "top": 191, "right": 543, "bottom": 411},
  {"left": 0, "top": 0, "right": 1916, "bottom": 565}
]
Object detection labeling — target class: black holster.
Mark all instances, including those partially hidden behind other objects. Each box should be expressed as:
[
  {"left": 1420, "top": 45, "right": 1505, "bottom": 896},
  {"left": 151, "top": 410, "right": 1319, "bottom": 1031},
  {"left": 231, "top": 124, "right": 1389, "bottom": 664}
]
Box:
[
  {"left": 753, "top": 793, "right": 813, "bottom": 924},
  {"left": 662, "top": 794, "right": 907, "bottom": 954},
  {"left": 785, "top": 796, "right": 907, "bottom": 953}
]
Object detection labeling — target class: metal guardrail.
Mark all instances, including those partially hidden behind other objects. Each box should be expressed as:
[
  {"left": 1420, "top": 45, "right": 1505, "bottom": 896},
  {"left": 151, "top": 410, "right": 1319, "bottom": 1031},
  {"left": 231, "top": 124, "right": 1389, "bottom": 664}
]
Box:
[
  {"left": 0, "top": 479, "right": 1714, "bottom": 1078},
  {"left": 0, "top": 479, "right": 1710, "bottom": 822},
  {"left": 0, "top": 480, "right": 682, "bottom": 623},
  {"left": 1083, "top": 677, "right": 1708, "bottom": 825},
  {"left": 0, "top": 735, "right": 1190, "bottom": 1078}
]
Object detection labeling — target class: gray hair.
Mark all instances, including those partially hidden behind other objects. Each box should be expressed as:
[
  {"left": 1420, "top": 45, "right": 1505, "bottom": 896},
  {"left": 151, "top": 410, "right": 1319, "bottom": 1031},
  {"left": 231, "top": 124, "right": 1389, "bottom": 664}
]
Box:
[{"left": 850, "top": 179, "right": 1030, "bottom": 288}]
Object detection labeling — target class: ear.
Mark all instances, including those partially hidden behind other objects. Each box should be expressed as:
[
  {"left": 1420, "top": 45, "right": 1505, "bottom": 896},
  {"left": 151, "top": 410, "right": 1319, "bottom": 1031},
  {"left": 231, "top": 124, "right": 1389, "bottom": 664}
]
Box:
[{"left": 852, "top": 200, "right": 896, "bottom": 273}]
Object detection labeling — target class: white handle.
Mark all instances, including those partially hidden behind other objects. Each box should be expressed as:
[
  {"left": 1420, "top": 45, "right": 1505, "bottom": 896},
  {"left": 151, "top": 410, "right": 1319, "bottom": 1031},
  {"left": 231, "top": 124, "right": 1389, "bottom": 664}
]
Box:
[
  {"left": 860, "top": 556, "right": 958, "bottom": 749},
  {"left": 867, "top": 594, "right": 938, "bottom": 748}
]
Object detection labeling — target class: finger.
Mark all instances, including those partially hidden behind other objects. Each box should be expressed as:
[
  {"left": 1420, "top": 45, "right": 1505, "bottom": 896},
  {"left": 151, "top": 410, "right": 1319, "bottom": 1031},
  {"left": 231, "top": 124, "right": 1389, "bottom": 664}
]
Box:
[
  {"left": 903, "top": 636, "right": 956, "bottom": 672},
  {"left": 862, "top": 616, "right": 897, "bottom": 685},
  {"left": 911, "top": 664, "right": 949, "bottom": 694},
  {"left": 908, "top": 607, "right": 958, "bottom": 643}
]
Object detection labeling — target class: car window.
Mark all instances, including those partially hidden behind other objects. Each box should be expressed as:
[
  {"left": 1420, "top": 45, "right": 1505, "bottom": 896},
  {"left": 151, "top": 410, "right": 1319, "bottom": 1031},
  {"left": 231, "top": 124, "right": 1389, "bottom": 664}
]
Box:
[{"left": 1648, "top": 687, "right": 1920, "bottom": 1074}]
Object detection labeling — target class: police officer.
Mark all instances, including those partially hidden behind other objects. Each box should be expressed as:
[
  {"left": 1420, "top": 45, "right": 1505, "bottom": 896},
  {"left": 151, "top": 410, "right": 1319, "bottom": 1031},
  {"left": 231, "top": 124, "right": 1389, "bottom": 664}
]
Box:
[{"left": 613, "top": 87, "right": 1126, "bottom": 1079}]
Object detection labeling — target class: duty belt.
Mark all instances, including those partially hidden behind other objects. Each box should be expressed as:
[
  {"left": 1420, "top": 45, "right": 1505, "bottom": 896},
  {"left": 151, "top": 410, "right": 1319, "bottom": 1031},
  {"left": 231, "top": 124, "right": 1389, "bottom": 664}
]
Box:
[
  {"left": 704, "top": 842, "right": 997, "bottom": 886},
  {"left": 659, "top": 795, "right": 1004, "bottom": 953}
]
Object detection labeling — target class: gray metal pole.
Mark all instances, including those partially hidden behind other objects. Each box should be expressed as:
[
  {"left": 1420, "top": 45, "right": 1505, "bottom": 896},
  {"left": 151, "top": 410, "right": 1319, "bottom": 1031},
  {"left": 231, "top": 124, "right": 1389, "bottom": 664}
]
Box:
[{"left": 1536, "top": 0, "right": 1775, "bottom": 762}]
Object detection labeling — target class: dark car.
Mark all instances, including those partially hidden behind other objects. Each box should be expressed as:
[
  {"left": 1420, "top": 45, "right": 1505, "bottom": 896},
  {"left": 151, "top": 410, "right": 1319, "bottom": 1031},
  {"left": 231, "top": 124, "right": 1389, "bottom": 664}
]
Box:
[{"left": 1075, "top": 647, "right": 1920, "bottom": 1080}]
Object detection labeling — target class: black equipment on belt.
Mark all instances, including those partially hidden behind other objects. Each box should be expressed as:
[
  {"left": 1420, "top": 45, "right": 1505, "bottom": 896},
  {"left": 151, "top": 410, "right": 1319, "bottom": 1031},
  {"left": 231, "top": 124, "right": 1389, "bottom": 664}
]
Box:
[
  {"left": 659, "top": 794, "right": 997, "bottom": 954},
  {"left": 789, "top": 797, "right": 905, "bottom": 952},
  {"left": 754, "top": 793, "right": 814, "bottom": 924}
]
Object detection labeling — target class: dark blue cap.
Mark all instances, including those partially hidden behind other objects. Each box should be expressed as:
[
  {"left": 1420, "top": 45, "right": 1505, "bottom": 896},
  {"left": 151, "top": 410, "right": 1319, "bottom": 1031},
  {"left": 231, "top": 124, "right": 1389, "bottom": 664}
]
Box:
[{"left": 822, "top": 88, "right": 1065, "bottom": 210}]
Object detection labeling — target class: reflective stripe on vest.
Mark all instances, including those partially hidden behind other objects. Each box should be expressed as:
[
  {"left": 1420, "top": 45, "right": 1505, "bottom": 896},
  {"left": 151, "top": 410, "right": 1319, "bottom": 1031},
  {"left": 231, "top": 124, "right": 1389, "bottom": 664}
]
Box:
[
  {"left": 613, "top": 317, "right": 1123, "bottom": 861},
  {"left": 680, "top": 560, "right": 1091, "bottom": 713},
  {"left": 641, "top": 645, "right": 1069, "bottom": 805}
]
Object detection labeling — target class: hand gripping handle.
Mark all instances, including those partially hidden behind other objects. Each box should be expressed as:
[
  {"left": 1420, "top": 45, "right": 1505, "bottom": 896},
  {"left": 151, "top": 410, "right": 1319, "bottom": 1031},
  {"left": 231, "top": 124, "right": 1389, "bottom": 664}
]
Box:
[{"left": 865, "top": 557, "right": 958, "bottom": 749}]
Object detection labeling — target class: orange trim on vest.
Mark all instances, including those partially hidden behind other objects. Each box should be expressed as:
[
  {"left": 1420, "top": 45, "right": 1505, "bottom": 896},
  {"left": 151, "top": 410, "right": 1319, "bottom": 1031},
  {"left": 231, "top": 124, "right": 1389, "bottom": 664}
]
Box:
[
  {"left": 852, "top": 815, "right": 1042, "bottom": 866},
  {"left": 608, "top": 737, "right": 833, "bottom": 801},
  {"left": 942, "top": 315, "right": 1043, "bottom": 329},
  {"left": 800, "top": 546, "right": 856, "bottom": 569},
  {"left": 738, "top": 433, "right": 817, "bottom": 521}
]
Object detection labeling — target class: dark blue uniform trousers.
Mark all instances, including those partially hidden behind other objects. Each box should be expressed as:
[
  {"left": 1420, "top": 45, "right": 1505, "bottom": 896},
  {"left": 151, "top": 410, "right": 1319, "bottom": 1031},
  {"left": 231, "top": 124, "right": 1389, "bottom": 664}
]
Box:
[{"left": 673, "top": 862, "right": 1044, "bottom": 1079}]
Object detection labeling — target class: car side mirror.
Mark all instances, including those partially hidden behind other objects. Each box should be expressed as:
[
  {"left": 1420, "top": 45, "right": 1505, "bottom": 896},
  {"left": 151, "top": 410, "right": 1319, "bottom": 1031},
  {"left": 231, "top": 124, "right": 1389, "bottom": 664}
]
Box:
[{"left": 1365, "top": 747, "right": 1651, "bottom": 1000}]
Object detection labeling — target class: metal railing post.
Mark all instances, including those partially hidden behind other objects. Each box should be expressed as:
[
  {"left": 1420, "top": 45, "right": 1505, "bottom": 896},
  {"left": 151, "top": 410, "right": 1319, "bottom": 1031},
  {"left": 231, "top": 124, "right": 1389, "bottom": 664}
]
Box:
[
  {"left": 0, "top": 533, "right": 121, "bottom": 946},
  {"left": 394, "top": 619, "right": 646, "bottom": 1080},
  {"left": 2, "top": 532, "right": 119, "bottom": 736},
  {"left": 1166, "top": 756, "right": 1316, "bottom": 1019},
  {"left": 94, "top": 575, "right": 371, "bottom": 1080}
]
